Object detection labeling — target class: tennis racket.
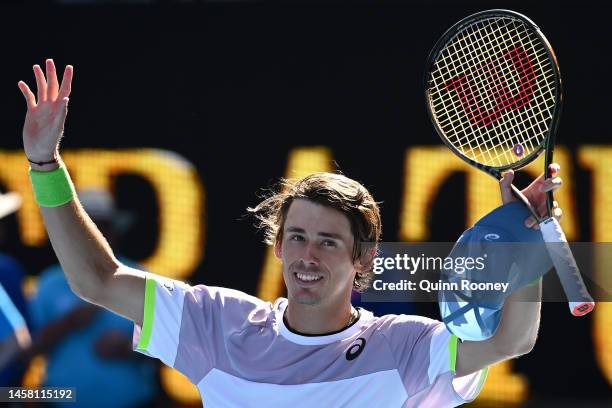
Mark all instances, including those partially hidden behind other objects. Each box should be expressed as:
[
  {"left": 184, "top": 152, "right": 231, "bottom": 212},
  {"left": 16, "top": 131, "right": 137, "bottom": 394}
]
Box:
[{"left": 425, "top": 9, "right": 594, "bottom": 316}]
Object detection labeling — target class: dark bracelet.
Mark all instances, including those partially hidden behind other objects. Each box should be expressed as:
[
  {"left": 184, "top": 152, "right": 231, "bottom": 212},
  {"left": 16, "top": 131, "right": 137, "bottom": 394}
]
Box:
[{"left": 27, "top": 156, "right": 58, "bottom": 166}]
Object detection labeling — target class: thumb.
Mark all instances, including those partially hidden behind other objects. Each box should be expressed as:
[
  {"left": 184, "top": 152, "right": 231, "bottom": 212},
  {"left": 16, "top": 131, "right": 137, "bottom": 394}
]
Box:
[{"left": 499, "top": 170, "right": 517, "bottom": 204}]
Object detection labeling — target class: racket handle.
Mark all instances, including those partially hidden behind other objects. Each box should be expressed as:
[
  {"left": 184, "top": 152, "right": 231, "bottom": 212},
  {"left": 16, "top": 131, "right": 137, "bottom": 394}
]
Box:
[{"left": 540, "top": 217, "right": 595, "bottom": 316}]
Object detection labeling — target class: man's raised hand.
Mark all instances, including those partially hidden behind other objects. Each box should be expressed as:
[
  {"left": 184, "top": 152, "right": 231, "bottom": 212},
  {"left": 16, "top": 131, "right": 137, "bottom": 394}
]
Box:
[{"left": 18, "top": 59, "right": 73, "bottom": 167}]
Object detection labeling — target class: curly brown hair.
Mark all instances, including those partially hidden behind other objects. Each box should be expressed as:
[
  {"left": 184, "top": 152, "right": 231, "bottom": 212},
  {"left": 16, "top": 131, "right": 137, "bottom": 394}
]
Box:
[{"left": 248, "top": 172, "right": 382, "bottom": 292}]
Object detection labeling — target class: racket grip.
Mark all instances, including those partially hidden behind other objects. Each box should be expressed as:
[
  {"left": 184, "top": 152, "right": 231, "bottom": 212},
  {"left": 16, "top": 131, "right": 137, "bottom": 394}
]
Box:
[{"left": 540, "top": 217, "right": 595, "bottom": 316}]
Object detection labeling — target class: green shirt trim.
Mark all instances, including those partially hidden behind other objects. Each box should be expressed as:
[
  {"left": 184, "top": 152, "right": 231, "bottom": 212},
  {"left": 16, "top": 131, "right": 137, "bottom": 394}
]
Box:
[
  {"left": 137, "top": 277, "right": 156, "bottom": 350},
  {"left": 449, "top": 334, "right": 458, "bottom": 372}
]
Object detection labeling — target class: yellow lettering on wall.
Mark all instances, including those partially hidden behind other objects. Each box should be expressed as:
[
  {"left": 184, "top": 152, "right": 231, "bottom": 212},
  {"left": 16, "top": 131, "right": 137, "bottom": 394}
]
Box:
[
  {"left": 256, "top": 147, "right": 334, "bottom": 301},
  {"left": 578, "top": 146, "right": 612, "bottom": 385},
  {"left": 0, "top": 152, "right": 41, "bottom": 246},
  {"left": 0, "top": 149, "right": 204, "bottom": 280},
  {"left": 400, "top": 147, "right": 504, "bottom": 241}
]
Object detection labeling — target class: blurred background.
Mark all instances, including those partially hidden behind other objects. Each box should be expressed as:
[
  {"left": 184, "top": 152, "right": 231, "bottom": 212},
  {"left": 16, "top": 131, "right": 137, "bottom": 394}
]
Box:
[{"left": 0, "top": 0, "right": 610, "bottom": 407}]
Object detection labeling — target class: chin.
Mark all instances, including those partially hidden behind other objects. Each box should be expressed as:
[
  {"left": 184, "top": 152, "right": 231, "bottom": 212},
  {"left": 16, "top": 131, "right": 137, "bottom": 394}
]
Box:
[{"left": 291, "top": 293, "right": 321, "bottom": 306}]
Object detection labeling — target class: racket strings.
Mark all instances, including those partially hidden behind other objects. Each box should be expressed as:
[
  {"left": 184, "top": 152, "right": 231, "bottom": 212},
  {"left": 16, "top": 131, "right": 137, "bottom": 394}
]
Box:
[
  {"left": 433, "top": 18, "right": 552, "bottom": 134},
  {"left": 440, "top": 20, "right": 536, "bottom": 164},
  {"left": 428, "top": 16, "right": 558, "bottom": 168},
  {"left": 460, "top": 20, "right": 552, "bottom": 163},
  {"left": 491, "top": 21, "right": 554, "bottom": 155},
  {"left": 432, "top": 19, "right": 554, "bottom": 165},
  {"left": 432, "top": 53, "right": 545, "bottom": 162},
  {"left": 434, "top": 19, "right": 553, "bottom": 163}
]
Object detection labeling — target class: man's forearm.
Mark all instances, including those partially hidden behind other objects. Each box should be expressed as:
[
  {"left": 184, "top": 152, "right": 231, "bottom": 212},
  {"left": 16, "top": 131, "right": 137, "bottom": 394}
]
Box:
[
  {"left": 456, "top": 278, "right": 542, "bottom": 376},
  {"left": 492, "top": 279, "right": 542, "bottom": 356},
  {"left": 38, "top": 160, "right": 119, "bottom": 301}
]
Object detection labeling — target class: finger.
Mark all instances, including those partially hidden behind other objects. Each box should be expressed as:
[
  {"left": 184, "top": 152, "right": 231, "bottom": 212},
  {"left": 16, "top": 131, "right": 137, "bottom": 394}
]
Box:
[
  {"left": 537, "top": 200, "right": 548, "bottom": 218},
  {"left": 501, "top": 169, "right": 515, "bottom": 183},
  {"left": 553, "top": 200, "right": 558, "bottom": 209},
  {"left": 553, "top": 207, "right": 563, "bottom": 220},
  {"left": 524, "top": 216, "right": 537, "bottom": 228},
  {"left": 499, "top": 169, "right": 516, "bottom": 203},
  {"left": 533, "top": 164, "right": 561, "bottom": 188},
  {"left": 33, "top": 64, "right": 47, "bottom": 102},
  {"left": 57, "top": 65, "right": 73, "bottom": 99},
  {"left": 549, "top": 163, "right": 560, "bottom": 177},
  {"left": 539, "top": 176, "right": 563, "bottom": 192},
  {"left": 526, "top": 171, "right": 546, "bottom": 194},
  {"left": 45, "top": 59, "right": 59, "bottom": 101},
  {"left": 17, "top": 81, "right": 36, "bottom": 108}
]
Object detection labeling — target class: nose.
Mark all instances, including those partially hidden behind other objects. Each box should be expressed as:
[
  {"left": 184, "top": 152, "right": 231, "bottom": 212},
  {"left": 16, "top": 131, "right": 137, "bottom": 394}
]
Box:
[{"left": 300, "top": 241, "right": 319, "bottom": 265}]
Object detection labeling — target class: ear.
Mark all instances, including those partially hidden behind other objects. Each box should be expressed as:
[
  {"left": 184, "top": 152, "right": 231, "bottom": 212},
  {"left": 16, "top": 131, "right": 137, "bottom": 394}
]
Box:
[
  {"left": 274, "top": 240, "right": 282, "bottom": 259},
  {"left": 355, "top": 247, "right": 376, "bottom": 272}
]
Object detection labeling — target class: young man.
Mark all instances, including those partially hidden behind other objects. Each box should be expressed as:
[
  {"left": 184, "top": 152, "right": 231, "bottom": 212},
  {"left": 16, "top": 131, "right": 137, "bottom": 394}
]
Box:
[{"left": 18, "top": 60, "right": 562, "bottom": 407}]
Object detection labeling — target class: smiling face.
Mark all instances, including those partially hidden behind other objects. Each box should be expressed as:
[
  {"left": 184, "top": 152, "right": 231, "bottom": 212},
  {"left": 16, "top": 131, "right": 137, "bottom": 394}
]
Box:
[{"left": 275, "top": 199, "right": 359, "bottom": 307}]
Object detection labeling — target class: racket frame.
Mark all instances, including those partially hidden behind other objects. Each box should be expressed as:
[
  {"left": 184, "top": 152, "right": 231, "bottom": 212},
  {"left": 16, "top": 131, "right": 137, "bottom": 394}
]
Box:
[{"left": 424, "top": 9, "right": 563, "bottom": 187}]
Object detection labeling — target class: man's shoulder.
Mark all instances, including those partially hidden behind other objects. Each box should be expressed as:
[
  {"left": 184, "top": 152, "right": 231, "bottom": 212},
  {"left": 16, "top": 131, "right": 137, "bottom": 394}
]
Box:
[
  {"left": 176, "top": 281, "right": 277, "bottom": 324},
  {"left": 373, "top": 312, "right": 440, "bottom": 324},
  {"left": 369, "top": 313, "right": 443, "bottom": 334},
  {"left": 146, "top": 273, "right": 273, "bottom": 314},
  {"left": 189, "top": 284, "right": 270, "bottom": 307}
]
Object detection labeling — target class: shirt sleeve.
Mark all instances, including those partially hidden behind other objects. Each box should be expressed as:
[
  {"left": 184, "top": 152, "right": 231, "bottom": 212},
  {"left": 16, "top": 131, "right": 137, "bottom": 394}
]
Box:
[
  {"left": 381, "top": 314, "right": 488, "bottom": 407},
  {"left": 132, "top": 272, "right": 263, "bottom": 383}
]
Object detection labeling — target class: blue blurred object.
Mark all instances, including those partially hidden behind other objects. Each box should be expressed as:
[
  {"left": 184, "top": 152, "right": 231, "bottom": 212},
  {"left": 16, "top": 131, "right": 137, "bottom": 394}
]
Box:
[
  {"left": 0, "top": 253, "right": 29, "bottom": 386},
  {"left": 0, "top": 273, "right": 26, "bottom": 342},
  {"left": 439, "top": 202, "right": 553, "bottom": 341}
]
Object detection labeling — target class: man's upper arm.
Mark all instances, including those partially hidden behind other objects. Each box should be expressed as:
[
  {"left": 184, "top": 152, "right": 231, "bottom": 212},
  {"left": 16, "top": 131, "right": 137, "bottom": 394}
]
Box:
[
  {"left": 456, "top": 336, "right": 506, "bottom": 377},
  {"left": 94, "top": 264, "right": 146, "bottom": 325}
]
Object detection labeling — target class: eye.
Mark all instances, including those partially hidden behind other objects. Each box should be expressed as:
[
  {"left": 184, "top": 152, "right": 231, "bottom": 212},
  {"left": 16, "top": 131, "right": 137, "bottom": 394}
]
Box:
[
  {"left": 289, "top": 234, "right": 305, "bottom": 242},
  {"left": 322, "top": 239, "right": 337, "bottom": 247}
]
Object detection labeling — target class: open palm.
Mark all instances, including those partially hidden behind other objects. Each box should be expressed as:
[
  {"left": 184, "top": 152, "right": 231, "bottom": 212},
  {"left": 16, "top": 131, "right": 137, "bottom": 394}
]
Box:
[{"left": 18, "top": 59, "right": 73, "bottom": 163}]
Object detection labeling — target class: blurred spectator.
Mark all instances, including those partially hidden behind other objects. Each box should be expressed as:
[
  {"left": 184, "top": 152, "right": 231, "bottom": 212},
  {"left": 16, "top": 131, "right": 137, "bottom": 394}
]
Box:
[
  {"left": 0, "top": 191, "right": 31, "bottom": 386},
  {"left": 0, "top": 283, "right": 31, "bottom": 379},
  {"left": 29, "top": 189, "right": 158, "bottom": 408}
]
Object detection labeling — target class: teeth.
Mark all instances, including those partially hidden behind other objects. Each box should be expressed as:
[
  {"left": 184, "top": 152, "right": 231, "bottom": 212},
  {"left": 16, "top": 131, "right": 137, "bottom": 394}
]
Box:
[{"left": 296, "top": 273, "right": 322, "bottom": 282}]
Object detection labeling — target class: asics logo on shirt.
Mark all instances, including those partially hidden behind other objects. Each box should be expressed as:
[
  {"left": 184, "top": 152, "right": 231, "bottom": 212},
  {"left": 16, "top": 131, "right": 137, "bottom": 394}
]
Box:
[{"left": 345, "top": 338, "right": 366, "bottom": 361}]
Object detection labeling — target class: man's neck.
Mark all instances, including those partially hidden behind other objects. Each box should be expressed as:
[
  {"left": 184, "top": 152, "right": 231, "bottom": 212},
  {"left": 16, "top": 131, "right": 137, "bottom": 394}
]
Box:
[{"left": 284, "top": 300, "right": 355, "bottom": 335}]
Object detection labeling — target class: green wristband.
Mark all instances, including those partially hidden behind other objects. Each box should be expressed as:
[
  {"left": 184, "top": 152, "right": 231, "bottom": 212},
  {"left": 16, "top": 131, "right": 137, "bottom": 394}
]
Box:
[{"left": 29, "top": 164, "right": 75, "bottom": 208}]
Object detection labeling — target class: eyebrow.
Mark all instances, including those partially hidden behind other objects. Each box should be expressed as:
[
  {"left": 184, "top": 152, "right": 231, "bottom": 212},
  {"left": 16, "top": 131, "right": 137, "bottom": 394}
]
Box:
[{"left": 285, "top": 226, "right": 344, "bottom": 240}]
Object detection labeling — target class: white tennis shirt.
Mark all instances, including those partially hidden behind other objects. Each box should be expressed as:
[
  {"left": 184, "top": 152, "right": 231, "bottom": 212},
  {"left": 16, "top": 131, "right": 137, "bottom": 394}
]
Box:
[{"left": 133, "top": 273, "right": 487, "bottom": 407}]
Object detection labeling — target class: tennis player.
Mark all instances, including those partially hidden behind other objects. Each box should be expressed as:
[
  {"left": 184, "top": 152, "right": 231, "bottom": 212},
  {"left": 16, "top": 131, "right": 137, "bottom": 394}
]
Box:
[{"left": 18, "top": 60, "right": 563, "bottom": 407}]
